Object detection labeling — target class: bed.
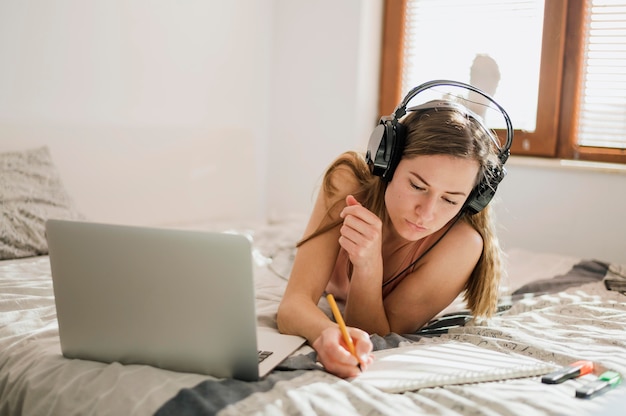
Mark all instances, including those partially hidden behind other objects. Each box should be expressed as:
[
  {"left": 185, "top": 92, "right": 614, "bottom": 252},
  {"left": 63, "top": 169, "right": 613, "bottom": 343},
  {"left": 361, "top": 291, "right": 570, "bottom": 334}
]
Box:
[{"left": 1, "top": 147, "right": 626, "bottom": 415}]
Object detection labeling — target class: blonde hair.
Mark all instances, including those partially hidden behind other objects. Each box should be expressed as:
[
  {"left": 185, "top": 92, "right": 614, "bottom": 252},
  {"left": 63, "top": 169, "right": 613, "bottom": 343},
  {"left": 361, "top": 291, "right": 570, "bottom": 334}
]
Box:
[{"left": 299, "top": 105, "right": 505, "bottom": 319}]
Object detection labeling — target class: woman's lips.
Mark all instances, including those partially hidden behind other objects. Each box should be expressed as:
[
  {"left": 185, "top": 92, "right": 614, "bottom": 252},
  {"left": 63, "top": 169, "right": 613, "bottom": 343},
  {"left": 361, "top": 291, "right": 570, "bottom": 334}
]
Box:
[{"left": 405, "top": 219, "right": 428, "bottom": 233}]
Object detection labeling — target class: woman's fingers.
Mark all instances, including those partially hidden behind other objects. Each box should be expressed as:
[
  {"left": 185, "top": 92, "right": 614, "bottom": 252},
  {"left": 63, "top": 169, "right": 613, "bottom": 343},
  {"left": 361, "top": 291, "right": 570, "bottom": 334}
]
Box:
[
  {"left": 313, "top": 326, "right": 373, "bottom": 378},
  {"left": 345, "top": 194, "right": 360, "bottom": 207},
  {"left": 338, "top": 195, "right": 382, "bottom": 265},
  {"left": 348, "top": 326, "right": 374, "bottom": 368}
]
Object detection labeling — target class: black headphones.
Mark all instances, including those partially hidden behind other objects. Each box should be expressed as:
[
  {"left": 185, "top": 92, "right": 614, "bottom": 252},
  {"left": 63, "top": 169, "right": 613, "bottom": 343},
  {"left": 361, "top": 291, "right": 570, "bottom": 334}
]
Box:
[{"left": 365, "top": 79, "right": 513, "bottom": 215}]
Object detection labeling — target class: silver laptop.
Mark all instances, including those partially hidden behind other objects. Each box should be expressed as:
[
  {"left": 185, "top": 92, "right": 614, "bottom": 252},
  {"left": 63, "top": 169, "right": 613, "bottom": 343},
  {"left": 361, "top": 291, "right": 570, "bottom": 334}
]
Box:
[{"left": 45, "top": 219, "right": 305, "bottom": 381}]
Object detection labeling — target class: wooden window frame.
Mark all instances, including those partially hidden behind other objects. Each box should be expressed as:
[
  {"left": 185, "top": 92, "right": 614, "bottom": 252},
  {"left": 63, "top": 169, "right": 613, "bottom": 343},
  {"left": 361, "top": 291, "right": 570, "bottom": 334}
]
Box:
[{"left": 379, "top": 0, "right": 626, "bottom": 164}]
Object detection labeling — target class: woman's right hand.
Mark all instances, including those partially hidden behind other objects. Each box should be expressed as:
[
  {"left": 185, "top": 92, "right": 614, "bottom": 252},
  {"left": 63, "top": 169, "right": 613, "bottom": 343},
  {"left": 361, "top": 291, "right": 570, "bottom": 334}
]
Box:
[
  {"left": 312, "top": 326, "right": 374, "bottom": 378},
  {"left": 338, "top": 195, "right": 383, "bottom": 271}
]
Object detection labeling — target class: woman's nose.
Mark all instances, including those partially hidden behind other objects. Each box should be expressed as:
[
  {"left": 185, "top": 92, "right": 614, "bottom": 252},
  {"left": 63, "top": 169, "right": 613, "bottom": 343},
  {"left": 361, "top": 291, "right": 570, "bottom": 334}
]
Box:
[{"left": 416, "top": 195, "right": 436, "bottom": 222}]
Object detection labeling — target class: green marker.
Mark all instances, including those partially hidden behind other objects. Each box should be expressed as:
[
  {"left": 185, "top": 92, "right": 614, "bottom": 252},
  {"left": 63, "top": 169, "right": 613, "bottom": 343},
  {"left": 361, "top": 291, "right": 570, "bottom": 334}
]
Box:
[{"left": 575, "top": 371, "right": 622, "bottom": 399}]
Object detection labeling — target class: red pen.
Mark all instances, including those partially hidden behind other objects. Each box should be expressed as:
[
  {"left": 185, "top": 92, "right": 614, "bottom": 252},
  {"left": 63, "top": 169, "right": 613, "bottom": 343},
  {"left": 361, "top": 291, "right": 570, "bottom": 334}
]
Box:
[{"left": 541, "top": 360, "right": 594, "bottom": 384}]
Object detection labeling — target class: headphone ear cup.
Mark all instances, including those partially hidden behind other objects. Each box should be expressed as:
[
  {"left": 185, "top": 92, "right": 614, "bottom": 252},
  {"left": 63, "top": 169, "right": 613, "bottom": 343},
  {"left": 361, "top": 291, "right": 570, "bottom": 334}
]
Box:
[
  {"left": 366, "top": 122, "right": 388, "bottom": 178},
  {"left": 464, "top": 165, "right": 506, "bottom": 215},
  {"left": 365, "top": 119, "right": 406, "bottom": 182},
  {"left": 382, "top": 121, "right": 405, "bottom": 182}
]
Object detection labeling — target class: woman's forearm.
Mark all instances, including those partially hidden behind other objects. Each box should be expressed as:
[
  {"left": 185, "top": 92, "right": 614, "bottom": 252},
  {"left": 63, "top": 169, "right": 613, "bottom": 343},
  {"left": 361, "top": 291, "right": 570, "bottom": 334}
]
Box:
[
  {"left": 343, "top": 262, "right": 390, "bottom": 335},
  {"left": 277, "top": 295, "right": 335, "bottom": 344}
]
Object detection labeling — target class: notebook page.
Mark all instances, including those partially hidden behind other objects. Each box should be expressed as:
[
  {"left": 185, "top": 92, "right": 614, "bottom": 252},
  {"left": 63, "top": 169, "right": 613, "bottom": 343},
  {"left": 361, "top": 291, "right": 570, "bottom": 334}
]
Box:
[{"left": 353, "top": 341, "right": 558, "bottom": 393}]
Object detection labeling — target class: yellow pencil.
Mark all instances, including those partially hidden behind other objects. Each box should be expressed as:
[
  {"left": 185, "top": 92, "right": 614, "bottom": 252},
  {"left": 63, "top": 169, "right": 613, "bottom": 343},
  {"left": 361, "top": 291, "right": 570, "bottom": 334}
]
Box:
[{"left": 326, "top": 293, "right": 362, "bottom": 371}]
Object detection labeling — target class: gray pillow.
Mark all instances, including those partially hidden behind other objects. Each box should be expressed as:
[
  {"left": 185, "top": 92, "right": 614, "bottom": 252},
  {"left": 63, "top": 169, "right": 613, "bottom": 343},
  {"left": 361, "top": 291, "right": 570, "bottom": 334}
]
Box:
[{"left": 0, "top": 146, "right": 83, "bottom": 260}]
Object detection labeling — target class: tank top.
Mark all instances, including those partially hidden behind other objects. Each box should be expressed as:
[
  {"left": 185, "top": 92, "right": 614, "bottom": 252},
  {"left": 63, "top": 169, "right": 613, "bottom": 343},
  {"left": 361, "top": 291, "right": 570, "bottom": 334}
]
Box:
[{"left": 327, "top": 225, "right": 451, "bottom": 300}]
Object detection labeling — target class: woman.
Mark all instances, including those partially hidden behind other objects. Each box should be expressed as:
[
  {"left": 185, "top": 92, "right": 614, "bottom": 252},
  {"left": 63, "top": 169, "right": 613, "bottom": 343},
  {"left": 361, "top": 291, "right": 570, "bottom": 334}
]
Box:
[{"left": 277, "top": 98, "right": 506, "bottom": 379}]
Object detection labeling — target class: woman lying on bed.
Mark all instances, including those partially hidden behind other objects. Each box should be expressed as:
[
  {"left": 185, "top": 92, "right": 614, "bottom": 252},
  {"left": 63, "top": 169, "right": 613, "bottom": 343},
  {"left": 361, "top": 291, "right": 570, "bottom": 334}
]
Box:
[{"left": 277, "top": 100, "right": 506, "bottom": 378}]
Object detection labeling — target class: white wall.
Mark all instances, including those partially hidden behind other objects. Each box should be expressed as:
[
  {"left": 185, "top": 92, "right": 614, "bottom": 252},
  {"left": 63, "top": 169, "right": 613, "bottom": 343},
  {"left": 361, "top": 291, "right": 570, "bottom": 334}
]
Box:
[
  {"left": 0, "top": 0, "right": 276, "bottom": 225},
  {"left": 266, "top": 1, "right": 383, "bottom": 220},
  {"left": 494, "top": 159, "right": 626, "bottom": 265},
  {"left": 1, "top": 1, "right": 625, "bottom": 265}
]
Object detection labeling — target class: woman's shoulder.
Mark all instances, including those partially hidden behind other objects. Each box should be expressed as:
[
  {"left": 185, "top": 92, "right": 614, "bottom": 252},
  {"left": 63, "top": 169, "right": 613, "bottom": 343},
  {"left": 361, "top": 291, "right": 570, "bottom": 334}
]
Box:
[
  {"left": 326, "top": 151, "right": 368, "bottom": 176},
  {"left": 322, "top": 151, "right": 369, "bottom": 200},
  {"left": 440, "top": 217, "right": 484, "bottom": 258}
]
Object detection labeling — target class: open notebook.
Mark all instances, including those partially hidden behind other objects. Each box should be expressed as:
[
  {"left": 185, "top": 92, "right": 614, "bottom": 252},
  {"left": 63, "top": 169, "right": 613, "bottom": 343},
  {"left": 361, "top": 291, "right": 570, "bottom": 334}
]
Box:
[{"left": 354, "top": 341, "right": 558, "bottom": 393}]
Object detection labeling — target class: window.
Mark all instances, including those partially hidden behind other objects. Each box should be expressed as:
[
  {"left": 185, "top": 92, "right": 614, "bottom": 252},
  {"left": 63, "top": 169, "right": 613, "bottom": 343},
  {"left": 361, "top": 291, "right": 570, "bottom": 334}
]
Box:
[{"left": 379, "top": 0, "right": 626, "bottom": 164}]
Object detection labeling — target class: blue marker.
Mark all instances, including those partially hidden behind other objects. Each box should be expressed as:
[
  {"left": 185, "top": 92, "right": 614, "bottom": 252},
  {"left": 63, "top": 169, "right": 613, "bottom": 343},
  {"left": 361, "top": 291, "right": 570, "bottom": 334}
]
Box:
[{"left": 575, "top": 370, "right": 622, "bottom": 399}]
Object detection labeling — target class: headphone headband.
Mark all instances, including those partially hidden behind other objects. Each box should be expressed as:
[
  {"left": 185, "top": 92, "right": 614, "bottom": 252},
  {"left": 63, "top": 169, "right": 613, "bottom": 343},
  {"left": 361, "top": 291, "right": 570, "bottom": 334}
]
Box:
[
  {"left": 407, "top": 99, "right": 505, "bottom": 158},
  {"left": 365, "top": 79, "right": 514, "bottom": 214},
  {"left": 393, "top": 79, "right": 512, "bottom": 163}
]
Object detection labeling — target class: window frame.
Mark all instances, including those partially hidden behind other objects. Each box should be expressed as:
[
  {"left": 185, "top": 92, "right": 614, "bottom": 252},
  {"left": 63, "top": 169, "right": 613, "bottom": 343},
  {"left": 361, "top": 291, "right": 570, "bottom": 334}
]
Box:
[{"left": 379, "top": 0, "right": 626, "bottom": 164}]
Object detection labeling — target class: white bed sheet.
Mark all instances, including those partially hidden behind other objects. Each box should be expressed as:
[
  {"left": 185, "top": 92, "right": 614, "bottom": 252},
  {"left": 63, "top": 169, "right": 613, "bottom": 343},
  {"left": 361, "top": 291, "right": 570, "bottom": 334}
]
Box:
[
  {"left": 1, "top": 219, "right": 621, "bottom": 416},
  {"left": 0, "top": 256, "right": 209, "bottom": 416},
  {"left": 0, "top": 220, "right": 307, "bottom": 416}
]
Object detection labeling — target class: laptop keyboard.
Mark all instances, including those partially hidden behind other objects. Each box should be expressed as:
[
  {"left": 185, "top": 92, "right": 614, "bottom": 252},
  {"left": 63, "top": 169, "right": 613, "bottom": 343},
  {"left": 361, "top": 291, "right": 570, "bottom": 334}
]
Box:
[{"left": 258, "top": 350, "right": 273, "bottom": 363}]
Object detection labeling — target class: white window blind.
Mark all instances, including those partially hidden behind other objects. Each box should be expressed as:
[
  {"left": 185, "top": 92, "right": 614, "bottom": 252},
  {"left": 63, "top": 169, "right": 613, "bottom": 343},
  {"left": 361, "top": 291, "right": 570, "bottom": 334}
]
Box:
[
  {"left": 578, "top": 0, "right": 626, "bottom": 149},
  {"left": 402, "top": 0, "right": 544, "bottom": 132}
]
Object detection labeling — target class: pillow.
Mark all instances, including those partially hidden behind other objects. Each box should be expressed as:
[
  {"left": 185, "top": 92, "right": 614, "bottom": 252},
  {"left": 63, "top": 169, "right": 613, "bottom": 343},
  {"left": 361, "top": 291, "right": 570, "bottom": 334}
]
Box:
[{"left": 0, "top": 146, "right": 83, "bottom": 260}]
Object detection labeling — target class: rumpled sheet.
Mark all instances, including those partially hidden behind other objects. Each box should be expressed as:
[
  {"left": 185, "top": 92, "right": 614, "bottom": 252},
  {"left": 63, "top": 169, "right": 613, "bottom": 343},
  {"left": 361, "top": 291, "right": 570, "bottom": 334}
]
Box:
[
  {"left": 1, "top": 219, "right": 624, "bottom": 416},
  {"left": 157, "top": 272, "right": 626, "bottom": 416}
]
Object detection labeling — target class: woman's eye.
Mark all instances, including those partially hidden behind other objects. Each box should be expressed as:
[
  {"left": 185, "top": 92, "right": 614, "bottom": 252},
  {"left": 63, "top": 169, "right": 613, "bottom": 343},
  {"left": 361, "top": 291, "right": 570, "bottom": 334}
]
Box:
[
  {"left": 410, "top": 181, "right": 460, "bottom": 206},
  {"left": 410, "top": 182, "right": 425, "bottom": 191}
]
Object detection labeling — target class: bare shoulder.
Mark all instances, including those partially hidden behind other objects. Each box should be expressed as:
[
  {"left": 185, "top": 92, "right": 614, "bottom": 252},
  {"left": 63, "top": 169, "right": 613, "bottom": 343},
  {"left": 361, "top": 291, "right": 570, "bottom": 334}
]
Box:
[
  {"left": 443, "top": 218, "right": 484, "bottom": 257},
  {"left": 321, "top": 151, "right": 366, "bottom": 206},
  {"left": 412, "top": 218, "right": 483, "bottom": 281},
  {"left": 300, "top": 152, "right": 366, "bottom": 234}
]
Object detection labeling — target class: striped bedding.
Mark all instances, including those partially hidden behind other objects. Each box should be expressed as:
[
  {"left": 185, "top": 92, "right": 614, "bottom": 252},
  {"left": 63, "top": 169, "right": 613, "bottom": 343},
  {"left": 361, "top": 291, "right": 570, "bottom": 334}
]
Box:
[{"left": 1, "top": 219, "right": 624, "bottom": 416}]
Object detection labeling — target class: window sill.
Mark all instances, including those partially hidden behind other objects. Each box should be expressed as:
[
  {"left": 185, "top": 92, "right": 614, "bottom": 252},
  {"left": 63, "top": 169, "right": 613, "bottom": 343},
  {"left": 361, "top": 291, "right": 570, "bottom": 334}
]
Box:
[{"left": 508, "top": 156, "right": 626, "bottom": 175}]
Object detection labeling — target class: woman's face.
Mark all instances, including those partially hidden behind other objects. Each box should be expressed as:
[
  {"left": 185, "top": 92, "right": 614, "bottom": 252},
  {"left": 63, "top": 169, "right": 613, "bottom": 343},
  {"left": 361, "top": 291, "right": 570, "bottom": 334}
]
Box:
[{"left": 384, "top": 154, "right": 480, "bottom": 241}]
